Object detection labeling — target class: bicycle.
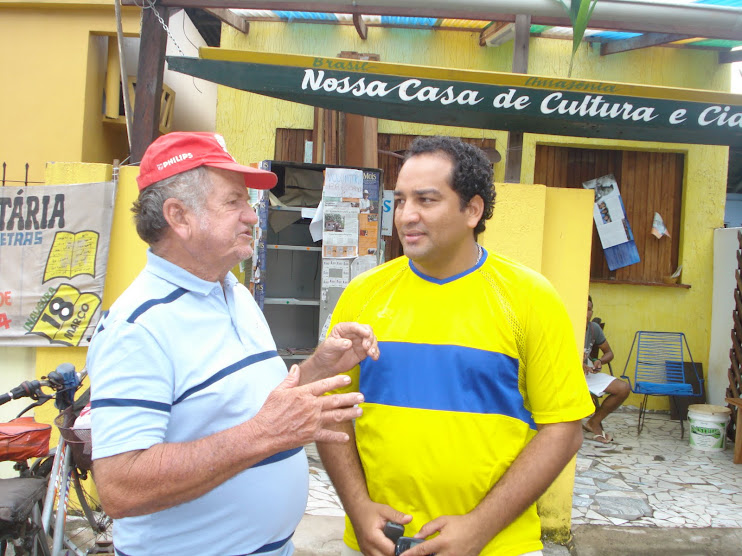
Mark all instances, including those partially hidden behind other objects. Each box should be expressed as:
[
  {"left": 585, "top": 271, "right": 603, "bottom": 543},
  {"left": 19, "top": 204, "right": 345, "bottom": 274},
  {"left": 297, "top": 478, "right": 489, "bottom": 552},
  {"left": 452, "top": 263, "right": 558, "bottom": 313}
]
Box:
[{"left": 0, "top": 363, "right": 113, "bottom": 555}]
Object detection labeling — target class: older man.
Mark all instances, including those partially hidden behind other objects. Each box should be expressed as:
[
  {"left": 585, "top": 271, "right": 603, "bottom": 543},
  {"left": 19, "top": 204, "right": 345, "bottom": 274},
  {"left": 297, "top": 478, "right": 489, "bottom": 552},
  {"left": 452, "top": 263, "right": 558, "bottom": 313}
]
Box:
[{"left": 87, "top": 132, "right": 378, "bottom": 555}]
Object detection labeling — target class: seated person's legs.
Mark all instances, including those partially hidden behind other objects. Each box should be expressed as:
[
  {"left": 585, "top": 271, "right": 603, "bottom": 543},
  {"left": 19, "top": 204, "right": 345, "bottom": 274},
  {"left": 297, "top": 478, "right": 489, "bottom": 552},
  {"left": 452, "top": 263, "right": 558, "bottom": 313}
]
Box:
[{"left": 584, "top": 377, "right": 630, "bottom": 443}]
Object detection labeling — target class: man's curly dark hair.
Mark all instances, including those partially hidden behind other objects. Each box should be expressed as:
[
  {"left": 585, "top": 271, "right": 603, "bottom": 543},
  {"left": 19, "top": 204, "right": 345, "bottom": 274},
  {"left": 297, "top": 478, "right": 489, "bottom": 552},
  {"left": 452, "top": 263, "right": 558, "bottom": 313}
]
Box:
[{"left": 405, "top": 136, "right": 495, "bottom": 236}]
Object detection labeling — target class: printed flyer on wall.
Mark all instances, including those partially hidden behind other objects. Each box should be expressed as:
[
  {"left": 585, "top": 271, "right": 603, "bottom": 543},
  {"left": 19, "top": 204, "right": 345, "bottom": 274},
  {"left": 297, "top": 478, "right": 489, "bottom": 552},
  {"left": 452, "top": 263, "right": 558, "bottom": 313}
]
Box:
[{"left": 322, "top": 168, "right": 362, "bottom": 258}]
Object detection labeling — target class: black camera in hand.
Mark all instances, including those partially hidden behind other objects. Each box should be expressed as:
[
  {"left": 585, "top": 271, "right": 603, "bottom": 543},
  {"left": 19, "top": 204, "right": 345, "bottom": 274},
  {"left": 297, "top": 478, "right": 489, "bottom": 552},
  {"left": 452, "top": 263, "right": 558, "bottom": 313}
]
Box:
[
  {"left": 383, "top": 521, "right": 434, "bottom": 556},
  {"left": 395, "top": 536, "right": 425, "bottom": 555}
]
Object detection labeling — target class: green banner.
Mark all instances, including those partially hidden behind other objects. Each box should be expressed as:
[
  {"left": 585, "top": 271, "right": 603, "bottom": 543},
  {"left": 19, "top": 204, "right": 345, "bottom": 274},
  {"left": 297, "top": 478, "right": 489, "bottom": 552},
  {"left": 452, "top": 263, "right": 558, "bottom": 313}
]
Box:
[{"left": 167, "top": 50, "right": 742, "bottom": 147}]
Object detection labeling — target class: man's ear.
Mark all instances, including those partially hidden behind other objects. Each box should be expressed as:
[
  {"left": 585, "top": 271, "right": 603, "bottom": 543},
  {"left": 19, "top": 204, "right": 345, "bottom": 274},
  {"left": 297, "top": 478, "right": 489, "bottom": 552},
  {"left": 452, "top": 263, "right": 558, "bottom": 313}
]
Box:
[
  {"left": 162, "top": 198, "right": 192, "bottom": 241},
  {"left": 467, "top": 195, "right": 485, "bottom": 229}
]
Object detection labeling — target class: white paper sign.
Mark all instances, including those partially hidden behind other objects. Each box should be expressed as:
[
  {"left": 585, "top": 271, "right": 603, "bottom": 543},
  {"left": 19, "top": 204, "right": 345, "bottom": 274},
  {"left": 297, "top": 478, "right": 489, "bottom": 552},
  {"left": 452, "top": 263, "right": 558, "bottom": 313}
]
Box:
[
  {"left": 381, "top": 190, "right": 394, "bottom": 236},
  {"left": 323, "top": 168, "right": 364, "bottom": 199},
  {"left": 322, "top": 259, "right": 351, "bottom": 288}
]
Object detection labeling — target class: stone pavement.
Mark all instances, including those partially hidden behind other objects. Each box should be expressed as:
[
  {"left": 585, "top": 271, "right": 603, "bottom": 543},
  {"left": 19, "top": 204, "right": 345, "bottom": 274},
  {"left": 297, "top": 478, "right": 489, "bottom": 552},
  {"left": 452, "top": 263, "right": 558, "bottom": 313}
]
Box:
[{"left": 296, "top": 407, "right": 742, "bottom": 555}]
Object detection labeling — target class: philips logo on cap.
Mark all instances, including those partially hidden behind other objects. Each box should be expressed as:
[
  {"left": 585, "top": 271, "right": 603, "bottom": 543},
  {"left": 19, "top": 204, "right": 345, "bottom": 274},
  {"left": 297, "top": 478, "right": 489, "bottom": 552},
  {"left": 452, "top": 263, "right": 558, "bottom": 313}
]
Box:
[{"left": 156, "top": 152, "right": 194, "bottom": 171}]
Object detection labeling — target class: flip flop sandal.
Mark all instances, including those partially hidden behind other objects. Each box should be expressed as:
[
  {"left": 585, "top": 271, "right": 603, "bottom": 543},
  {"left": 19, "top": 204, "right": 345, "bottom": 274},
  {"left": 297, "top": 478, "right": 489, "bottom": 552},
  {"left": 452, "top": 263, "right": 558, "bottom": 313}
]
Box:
[{"left": 592, "top": 431, "right": 614, "bottom": 444}]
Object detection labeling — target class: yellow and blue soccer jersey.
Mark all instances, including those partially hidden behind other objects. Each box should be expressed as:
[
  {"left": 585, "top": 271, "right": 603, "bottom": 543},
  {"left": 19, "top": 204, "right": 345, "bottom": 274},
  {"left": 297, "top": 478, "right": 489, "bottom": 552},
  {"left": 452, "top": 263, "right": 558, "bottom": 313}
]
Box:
[{"left": 329, "top": 248, "right": 594, "bottom": 556}]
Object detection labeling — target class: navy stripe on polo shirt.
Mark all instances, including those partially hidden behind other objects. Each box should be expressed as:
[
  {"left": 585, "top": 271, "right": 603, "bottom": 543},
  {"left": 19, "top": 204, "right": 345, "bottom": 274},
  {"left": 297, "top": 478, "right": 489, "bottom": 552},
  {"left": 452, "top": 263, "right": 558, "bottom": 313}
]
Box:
[
  {"left": 174, "top": 350, "right": 280, "bottom": 405},
  {"left": 127, "top": 287, "right": 189, "bottom": 323}
]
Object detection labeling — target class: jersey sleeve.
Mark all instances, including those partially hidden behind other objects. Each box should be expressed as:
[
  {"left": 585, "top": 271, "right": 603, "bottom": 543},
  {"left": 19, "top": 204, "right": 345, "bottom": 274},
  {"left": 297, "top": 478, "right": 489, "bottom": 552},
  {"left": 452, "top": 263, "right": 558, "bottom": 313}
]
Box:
[
  {"left": 521, "top": 278, "right": 595, "bottom": 425},
  {"left": 87, "top": 321, "right": 175, "bottom": 460}
]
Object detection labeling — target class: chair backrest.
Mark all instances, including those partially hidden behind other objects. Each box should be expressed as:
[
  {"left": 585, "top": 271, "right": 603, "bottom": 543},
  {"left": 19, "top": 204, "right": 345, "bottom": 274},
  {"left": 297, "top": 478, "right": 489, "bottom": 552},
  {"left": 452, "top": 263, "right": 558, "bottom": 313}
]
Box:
[
  {"left": 629, "top": 331, "right": 698, "bottom": 396},
  {"left": 636, "top": 331, "right": 685, "bottom": 383}
]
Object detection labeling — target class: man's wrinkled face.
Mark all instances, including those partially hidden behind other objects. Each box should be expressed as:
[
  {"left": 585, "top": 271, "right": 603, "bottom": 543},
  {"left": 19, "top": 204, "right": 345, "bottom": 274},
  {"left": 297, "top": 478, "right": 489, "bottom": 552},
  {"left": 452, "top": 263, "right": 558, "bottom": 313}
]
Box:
[{"left": 192, "top": 168, "right": 258, "bottom": 272}]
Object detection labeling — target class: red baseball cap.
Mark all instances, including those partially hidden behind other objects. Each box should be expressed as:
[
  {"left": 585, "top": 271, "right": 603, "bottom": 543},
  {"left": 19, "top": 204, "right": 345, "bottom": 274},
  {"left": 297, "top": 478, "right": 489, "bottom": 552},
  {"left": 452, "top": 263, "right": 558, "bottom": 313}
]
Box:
[{"left": 136, "top": 132, "right": 277, "bottom": 191}]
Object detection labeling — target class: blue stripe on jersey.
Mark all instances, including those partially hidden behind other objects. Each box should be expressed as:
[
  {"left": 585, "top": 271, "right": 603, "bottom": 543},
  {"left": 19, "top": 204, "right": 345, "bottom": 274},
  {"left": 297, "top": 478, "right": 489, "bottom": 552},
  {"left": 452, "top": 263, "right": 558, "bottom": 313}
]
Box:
[
  {"left": 92, "top": 398, "right": 172, "bottom": 413},
  {"left": 127, "top": 288, "right": 189, "bottom": 323},
  {"left": 251, "top": 447, "right": 303, "bottom": 469},
  {"left": 359, "top": 341, "right": 533, "bottom": 424},
  {"left": 173, "top": 350, "right": 280, "bottom": 405}
]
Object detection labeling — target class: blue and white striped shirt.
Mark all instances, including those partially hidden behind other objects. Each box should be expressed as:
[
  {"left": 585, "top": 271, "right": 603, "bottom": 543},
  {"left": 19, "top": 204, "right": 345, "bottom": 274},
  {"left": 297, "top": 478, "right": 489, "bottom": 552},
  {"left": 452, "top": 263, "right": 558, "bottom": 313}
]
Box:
[{"left": 88, "top": 250, "right": 306, "bottom": 555}]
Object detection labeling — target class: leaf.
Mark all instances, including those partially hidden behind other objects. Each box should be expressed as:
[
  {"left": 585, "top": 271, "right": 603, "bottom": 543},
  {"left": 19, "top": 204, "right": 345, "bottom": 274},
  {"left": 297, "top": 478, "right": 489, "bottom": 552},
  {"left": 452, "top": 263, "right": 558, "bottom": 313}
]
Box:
[{"left": 552, "top": 0, "right": 599, "bottom": 77}]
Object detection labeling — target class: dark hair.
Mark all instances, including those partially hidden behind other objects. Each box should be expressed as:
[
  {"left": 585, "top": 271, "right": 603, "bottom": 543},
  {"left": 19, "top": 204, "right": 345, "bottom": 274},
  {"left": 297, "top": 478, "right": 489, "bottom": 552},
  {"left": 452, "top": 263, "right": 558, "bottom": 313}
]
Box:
[
  {"left": 588, "top": 295, "right": 593, "bottom": 304},
  {"left": 405, "top": 136, "right": 495, "bottom": 236},
  {"left": 131, "top": 166, "right": 212, "bottom": 245}
]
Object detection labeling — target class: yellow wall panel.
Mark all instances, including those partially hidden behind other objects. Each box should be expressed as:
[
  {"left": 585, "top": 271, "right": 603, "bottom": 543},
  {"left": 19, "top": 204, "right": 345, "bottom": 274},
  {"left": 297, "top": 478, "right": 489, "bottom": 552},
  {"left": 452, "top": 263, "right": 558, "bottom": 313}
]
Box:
[
  {"left": 480, "top": 182, "right": 546, "bottom": 273},
  {"left": 0, "top": 6, "right": 139, "bottom": 185},
  {"left": 542, "top": 187, "right": 595, "bottom": 352}
]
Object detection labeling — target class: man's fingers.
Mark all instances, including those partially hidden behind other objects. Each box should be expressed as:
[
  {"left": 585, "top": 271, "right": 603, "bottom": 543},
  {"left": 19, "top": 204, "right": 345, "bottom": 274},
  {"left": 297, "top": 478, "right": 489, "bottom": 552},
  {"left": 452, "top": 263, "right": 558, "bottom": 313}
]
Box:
[
  {"left": 306, "top": 374, "right": 352, "bottom": 396},
  {"left": 414, "top": 517, "right": 445, "bottom": 539},
  {"left": 322, "top": 391, "right": 364, "bottom": 409},
  {"left": 275, "top": 365, "right": 301, "bottom": 390},
  {"left": 314, "top": 428, "right": 351, "bottom": 443},
  {"left": 320, "top": 405, "right": 363, "bottom": 426}
]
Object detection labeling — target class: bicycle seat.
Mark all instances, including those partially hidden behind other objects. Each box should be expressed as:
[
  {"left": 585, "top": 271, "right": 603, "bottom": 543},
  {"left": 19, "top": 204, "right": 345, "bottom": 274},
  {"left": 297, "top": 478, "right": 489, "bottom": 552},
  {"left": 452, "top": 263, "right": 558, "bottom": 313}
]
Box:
[{"left": 0, "top": 477, "right": 47, "bottom": 523}]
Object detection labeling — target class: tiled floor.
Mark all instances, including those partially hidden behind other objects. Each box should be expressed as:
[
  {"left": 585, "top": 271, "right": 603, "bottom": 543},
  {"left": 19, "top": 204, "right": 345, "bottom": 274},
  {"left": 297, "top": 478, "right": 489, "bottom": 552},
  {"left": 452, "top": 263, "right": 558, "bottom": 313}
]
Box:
[
  {"left": 306, "top": 444, "right": 346, "bottom": 517},
  {"left": 573, "top": 407, "right": 742, "bottom": 529},
  {"left": 305, "top": 407, "right": 742, "bottom": 528}
]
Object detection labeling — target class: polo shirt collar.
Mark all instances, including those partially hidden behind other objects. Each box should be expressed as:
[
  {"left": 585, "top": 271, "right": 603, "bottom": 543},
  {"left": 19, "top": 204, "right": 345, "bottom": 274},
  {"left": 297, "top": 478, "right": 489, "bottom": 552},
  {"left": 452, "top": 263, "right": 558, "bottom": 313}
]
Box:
[{"left": 145, "top": 249, "right": 236, "bottom": 296}]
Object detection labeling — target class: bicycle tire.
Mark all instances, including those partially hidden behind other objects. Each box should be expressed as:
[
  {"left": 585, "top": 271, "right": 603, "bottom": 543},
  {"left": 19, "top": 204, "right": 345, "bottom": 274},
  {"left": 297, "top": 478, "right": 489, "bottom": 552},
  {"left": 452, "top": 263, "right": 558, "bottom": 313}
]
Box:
[{"left": 64, "top": 468, "right": 113, "bottom": 555}]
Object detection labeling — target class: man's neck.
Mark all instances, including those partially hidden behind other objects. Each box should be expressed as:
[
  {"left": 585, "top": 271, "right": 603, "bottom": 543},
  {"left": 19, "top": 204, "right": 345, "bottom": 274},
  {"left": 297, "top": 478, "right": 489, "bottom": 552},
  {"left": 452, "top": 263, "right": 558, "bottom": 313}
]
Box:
[{"left": 151, "top": 241, "right": 228, "bottom": 285}]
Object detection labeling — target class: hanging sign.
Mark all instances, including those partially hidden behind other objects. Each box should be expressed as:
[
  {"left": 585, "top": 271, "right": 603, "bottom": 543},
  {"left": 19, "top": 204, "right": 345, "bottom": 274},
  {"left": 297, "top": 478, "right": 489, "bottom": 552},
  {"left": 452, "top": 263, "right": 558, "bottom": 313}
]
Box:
[
  {"left": 167, "top": 48, "right": 742, "bottom": 147},
  {"left": 0, "top": 182, "right": 115, "bottom": 346},
  {"left": 582, "top": 174, "right": 640, "bottom": 271}
]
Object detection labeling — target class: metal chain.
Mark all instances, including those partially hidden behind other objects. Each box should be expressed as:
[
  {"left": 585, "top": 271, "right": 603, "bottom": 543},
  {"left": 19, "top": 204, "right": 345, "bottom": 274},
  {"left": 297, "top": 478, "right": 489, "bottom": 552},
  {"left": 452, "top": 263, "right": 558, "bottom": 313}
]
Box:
[{"left": 144, "top": 0, "right": 185, "bottom": 56}]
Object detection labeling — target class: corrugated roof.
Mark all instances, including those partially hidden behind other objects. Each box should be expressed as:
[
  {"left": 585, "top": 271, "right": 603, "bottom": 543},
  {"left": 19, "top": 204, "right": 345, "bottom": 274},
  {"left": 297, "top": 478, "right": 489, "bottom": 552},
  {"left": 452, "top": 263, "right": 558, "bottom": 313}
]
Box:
[{"left": 229, "top": 1, "right": 742, "bottom": 49}]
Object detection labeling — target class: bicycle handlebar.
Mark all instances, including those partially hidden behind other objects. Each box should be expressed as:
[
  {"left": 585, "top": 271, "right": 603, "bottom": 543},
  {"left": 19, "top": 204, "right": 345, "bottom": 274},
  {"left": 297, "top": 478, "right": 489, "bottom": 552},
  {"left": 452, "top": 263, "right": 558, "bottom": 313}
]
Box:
[{"left": 0, "top": 363, "right": 85, "bottom": 408}]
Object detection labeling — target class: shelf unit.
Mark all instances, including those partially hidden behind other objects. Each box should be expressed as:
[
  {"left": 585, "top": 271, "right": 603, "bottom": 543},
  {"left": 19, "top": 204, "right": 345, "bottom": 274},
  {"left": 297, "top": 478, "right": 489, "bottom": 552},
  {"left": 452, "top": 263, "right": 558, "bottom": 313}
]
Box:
[
  {"left": 252, "top": 161, "right": 324, "bottom": 362},
  {"left": 252, "top": 160, "right": 383, "bottom": 363}
]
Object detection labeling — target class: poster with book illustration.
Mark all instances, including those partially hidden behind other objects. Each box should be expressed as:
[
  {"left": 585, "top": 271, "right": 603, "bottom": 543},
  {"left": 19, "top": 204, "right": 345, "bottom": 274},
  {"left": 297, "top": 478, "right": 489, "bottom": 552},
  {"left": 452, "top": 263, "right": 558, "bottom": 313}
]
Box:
[
  {"left": 0, "top": 181, "right": 115, "bottom": 346},
  {"left": 582, "top": 174, "right": 640, "bottom": 270}
]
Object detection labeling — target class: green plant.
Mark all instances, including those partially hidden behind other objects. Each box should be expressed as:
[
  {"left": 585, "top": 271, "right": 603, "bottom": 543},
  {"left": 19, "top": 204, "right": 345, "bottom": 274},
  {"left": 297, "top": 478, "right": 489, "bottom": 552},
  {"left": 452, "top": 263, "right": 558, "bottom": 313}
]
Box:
[{"left": 553, "top": 0, "right": 599, "bottom": 77}]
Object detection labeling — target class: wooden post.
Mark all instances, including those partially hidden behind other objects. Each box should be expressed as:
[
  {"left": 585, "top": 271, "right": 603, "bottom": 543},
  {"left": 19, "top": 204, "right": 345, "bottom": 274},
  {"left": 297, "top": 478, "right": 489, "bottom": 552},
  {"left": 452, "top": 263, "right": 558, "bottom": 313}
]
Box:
[
  {"left": 339, "top": 52, "right": 380, "bottom": 169},
  {"left": 504, "top": 14, "right": 530, "bottom": 183},
  {"left": 131, "top": 4, "right": 169, "bottom": 163}
]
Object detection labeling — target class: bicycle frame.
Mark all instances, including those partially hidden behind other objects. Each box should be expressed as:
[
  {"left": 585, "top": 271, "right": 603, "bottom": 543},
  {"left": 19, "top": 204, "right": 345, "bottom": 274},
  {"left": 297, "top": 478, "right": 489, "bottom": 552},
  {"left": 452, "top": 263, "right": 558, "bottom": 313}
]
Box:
[{"left": 41, "top": 436, "right": 85, "bottom": 556}]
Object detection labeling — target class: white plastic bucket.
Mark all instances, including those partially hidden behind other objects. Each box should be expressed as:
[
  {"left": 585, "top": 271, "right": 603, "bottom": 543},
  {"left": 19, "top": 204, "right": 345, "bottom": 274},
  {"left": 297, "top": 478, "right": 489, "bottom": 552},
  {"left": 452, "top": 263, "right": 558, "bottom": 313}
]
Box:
[{"left": 687, "top": 404, "right": 731, "bottom": 452}]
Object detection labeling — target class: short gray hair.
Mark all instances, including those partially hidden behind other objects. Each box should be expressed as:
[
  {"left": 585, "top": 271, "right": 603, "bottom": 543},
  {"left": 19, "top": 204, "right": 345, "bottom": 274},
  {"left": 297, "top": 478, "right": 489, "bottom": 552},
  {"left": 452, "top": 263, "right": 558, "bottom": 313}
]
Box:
[{"left": 131, "top": 166, "right": 212, "bottom": 244}]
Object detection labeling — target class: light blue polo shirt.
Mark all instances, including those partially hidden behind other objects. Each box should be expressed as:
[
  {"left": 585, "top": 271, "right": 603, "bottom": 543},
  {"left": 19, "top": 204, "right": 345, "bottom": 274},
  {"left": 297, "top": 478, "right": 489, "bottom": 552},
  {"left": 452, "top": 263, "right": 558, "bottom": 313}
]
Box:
[{"left": 87, "top": 250, "right": 307, "bottom": 555}]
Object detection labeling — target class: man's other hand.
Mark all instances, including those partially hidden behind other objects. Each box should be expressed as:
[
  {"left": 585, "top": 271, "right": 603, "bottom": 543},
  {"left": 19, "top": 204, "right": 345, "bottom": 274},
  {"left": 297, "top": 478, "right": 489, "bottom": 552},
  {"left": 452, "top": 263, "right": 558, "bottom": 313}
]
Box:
[
  {"left": 351, "top": 501, "right": 412, "bottom": 556},
  {"left": 251, "top": 365, "right": 364, "bottom": 446},
  {"left": 302, "top": 322, "right": 380, "bottom": 383}
]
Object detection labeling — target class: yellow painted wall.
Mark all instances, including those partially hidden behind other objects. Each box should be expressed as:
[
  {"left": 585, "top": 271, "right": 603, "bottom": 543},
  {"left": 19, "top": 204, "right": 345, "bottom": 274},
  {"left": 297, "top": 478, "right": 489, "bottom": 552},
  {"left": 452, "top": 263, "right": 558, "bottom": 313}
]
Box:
[
  {"left": 218, "top": 21, "right": 731, "bottom": 411},
  {"left": 481, "top": 183, "right": 594, "bottom": 541},
  {"left": 0, "top": 4, "right": 139, "bottom": 185}
]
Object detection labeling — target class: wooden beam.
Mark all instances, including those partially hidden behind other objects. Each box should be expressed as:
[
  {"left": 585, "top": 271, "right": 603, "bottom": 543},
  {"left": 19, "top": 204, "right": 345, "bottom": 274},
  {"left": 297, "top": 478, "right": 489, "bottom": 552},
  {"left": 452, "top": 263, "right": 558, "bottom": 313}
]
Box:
[
  {"left": 131, "top": 5, "right": 169, "bottom": 163},
  {"left": 353, "top": 14, "right": 368, "bottom": 40},
  {"left": 504, "top": 14, "right": 529, "bottom": 184},
  {"left": 720, "top": 49, "right": 742, "bottom": 64},
  {"left": 479, "top": 21, "right": 509, "bottom": 47},
  {"left": 205, "top": 8, "right": 249, "bottom": 34},
  {"left": 120, "top": 1, "right": 742, "bottom": 42},
  {"left": 600, "top": 33, "right": 687, "bottom": 56}
]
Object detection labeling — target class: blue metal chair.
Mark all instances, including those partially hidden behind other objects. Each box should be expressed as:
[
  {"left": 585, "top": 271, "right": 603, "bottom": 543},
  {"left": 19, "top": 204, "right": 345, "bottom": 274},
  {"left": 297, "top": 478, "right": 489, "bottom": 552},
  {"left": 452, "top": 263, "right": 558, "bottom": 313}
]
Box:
[{"left": 621, "top": 331, "right": 703, "bottom": 438}]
